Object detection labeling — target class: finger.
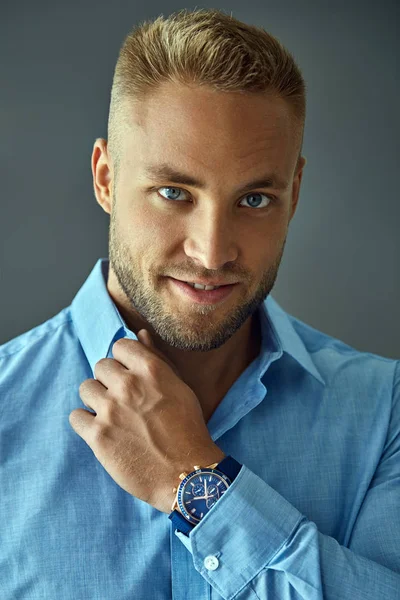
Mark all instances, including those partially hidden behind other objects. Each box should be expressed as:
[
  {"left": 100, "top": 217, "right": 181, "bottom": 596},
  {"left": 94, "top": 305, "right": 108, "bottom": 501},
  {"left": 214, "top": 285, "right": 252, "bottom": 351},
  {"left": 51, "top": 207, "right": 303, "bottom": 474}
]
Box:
[
  {"left": 113, "top": 336, "right": 181, "bottom": 378},
  {"left": 94, "top": 357, "right": 128, "bottom": 388},
  {"left": 78, "top": 378, "right": 105, "bottom": 412},
  {"left": 137, "top": 330, "right": 182, "bottom": 379},
  {"left": 111, "top": 338, "right": 148, "bottom": 370},
  {"left": 137, "top": 329, "right": 153, "bottom": 346},
  {"left": 69, "top": 407, "right": 96, "bottom": 441}
]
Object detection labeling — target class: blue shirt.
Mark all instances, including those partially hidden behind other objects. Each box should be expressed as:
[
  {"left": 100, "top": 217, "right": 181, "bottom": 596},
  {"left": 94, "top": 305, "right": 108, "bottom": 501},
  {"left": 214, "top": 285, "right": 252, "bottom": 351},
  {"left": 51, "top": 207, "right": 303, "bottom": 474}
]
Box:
[{"left": 1, "top": 258, "right": 399, "bottom": 600}]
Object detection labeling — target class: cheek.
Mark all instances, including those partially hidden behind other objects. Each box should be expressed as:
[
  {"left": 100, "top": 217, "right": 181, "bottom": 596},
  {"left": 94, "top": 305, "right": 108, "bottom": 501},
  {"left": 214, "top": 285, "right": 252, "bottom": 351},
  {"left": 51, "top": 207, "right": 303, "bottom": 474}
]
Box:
[
  {"left": 242, "top": 224, "right": 287, "bottom": 278},
  {"left": 136, "top": 203, "right": 183, "bottom": 249},
  {"left": 118, "top": 196, "right": 167, "bottom": 244},
  {"left": 241, "top": 222, "right": 280, "bottom": 256},
  {"left": 120, "top": 203, "right": 180, "bottom": 272}
]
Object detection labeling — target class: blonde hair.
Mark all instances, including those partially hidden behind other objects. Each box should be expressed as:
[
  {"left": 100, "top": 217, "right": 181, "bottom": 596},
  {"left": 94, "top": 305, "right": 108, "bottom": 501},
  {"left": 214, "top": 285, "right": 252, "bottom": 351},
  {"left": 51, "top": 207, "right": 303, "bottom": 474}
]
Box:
[{"left": 107, "top": 8, "right": 306, "bottom": 176}]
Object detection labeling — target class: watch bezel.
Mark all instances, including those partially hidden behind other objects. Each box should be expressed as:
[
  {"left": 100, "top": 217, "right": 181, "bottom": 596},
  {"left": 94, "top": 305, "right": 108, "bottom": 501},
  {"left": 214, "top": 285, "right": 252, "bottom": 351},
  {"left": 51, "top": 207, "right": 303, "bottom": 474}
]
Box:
[{"left": 177, "top": 467, "right": 231, "bottom": 525}]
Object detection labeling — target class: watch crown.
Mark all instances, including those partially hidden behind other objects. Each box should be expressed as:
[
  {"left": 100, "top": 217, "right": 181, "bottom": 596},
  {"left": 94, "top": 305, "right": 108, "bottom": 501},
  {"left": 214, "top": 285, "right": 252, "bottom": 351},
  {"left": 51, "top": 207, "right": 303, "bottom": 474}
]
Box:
[{"left": 179, "top": 473, "right": 187, "bottom": 480}]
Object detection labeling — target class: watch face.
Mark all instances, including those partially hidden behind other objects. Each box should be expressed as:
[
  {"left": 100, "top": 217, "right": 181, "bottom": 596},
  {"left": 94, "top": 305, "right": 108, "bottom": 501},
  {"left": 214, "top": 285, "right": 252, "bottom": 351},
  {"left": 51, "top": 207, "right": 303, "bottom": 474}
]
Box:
[{"left": 177, "top": 468, "right": 231, "bottom": 525}]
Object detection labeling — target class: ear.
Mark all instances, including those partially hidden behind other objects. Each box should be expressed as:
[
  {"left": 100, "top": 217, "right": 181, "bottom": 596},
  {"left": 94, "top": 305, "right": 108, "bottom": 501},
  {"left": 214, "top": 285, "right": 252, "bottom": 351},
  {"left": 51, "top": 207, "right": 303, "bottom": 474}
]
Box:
[{"left": 91, "top": 138, "right": 113, "bottom": 215}]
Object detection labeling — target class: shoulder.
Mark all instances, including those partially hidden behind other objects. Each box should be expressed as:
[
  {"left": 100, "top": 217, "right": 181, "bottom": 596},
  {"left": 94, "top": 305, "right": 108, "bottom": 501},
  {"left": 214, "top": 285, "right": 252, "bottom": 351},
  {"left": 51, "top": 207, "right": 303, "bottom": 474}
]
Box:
[
  {"left": 0, "top": 306, "right": 77, "bottom": 373},
  {"left": 288, "top": 310, "right": 398, "bottom": 393}
]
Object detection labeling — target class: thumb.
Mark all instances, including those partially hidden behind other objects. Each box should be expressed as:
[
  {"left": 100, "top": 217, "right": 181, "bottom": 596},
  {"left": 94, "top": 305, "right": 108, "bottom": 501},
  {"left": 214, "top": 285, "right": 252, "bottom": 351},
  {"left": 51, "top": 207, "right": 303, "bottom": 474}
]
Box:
[{"left": 137, "top": 328, "right": 154, "bottom": 348}]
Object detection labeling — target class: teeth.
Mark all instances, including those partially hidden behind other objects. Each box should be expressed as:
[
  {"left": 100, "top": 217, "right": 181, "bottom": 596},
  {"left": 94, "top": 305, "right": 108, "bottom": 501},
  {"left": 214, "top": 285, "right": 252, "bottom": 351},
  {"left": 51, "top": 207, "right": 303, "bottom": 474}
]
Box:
[{"left": 186, "top": 282, "right": 221, "bottom": 291}]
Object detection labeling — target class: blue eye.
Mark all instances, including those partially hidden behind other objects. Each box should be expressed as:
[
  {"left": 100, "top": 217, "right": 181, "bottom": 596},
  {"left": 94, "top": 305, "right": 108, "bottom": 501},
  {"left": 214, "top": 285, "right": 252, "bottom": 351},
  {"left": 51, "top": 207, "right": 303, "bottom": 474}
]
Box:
[
  {"left": 157, "top": 187, "right": 273, "bottom": 208},
  {"left": 239, "top": 192, "right": 272, "bottom": 209},
  {"left": 158, "top": 187, "right": 187, "bottom": 201}
]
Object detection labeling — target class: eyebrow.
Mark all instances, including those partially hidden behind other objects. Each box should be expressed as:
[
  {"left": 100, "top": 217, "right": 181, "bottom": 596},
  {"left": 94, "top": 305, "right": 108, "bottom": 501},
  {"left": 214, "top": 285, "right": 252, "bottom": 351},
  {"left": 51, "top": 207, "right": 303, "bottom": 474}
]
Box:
[{"left": 143, "top": 164, "right": 289, "bottom": 193}]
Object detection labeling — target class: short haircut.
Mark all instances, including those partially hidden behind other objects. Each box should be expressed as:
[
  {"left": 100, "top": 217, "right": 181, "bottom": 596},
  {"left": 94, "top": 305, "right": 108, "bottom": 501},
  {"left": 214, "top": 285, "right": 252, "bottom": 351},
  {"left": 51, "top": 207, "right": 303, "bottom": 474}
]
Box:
[{"left": 107, "top": 8, "right": 306, "bottom": 179}]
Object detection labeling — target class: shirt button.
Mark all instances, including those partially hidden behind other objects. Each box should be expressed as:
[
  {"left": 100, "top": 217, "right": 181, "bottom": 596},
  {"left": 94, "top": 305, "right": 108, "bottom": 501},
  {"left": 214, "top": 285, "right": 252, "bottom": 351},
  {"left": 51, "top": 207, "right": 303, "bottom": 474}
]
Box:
[{"left": 204, "top": 555, "right": 219, "bottom": 571}]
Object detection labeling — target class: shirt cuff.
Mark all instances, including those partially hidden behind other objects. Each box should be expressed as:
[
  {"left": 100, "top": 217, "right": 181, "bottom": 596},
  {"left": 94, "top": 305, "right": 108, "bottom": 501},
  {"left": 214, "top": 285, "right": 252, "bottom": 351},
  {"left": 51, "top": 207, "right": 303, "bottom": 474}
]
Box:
[{"left": 174, "top": 463, "right": 303, "bottom": 599}]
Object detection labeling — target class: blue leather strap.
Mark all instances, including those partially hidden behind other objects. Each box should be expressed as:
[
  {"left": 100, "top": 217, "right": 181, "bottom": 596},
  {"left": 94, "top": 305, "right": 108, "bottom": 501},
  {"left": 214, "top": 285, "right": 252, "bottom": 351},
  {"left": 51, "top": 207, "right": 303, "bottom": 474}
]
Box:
[
  {"left": 216, "top": 455, "right": 242, "bottom": 482},
  {"left": 168, "top": 455, "right": 242, "bottom": 536},
  {"left": 169, "top": 509, "right": 194, "bottom": 536}
]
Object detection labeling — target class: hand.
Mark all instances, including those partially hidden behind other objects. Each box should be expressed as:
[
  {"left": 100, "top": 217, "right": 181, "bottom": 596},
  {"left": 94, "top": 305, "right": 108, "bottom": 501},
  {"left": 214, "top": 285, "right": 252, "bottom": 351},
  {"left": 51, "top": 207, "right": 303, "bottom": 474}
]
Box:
[{"left": 69, "top": 329, "right": 226, "bottom": 514}]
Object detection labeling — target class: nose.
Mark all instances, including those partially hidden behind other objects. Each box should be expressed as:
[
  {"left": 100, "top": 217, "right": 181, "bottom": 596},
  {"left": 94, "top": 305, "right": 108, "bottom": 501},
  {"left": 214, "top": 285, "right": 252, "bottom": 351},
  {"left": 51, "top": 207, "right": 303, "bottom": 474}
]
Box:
[{"left": 183, "top": 206, "right": 239, "bottom": 270}]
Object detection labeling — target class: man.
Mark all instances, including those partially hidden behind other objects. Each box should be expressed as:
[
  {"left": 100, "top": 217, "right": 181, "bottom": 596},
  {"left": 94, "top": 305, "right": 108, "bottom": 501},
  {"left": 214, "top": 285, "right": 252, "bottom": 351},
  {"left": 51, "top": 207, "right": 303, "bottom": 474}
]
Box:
[{"left": 1, "top": 8, "right": 399, "bottom": 600}]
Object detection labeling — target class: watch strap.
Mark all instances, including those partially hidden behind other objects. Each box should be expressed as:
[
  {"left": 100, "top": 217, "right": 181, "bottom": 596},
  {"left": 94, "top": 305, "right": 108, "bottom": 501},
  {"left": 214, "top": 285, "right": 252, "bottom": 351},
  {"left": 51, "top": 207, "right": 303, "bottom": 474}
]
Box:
[
  {"left": 216, "top": 455, "right": 242, "bottom": 481},
  {"left": 170, "top": 509, "right": 195, "bottom": 536}
]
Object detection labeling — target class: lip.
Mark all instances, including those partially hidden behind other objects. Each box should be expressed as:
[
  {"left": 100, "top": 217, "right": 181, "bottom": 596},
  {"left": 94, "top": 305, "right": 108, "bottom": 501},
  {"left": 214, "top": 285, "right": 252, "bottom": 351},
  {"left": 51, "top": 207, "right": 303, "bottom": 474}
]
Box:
[
  {"left": 168, "top": 277, "right": 237, "bottom": 305},
  {"left": 174, "top": 278, "right": 237, "bottom": 287}
]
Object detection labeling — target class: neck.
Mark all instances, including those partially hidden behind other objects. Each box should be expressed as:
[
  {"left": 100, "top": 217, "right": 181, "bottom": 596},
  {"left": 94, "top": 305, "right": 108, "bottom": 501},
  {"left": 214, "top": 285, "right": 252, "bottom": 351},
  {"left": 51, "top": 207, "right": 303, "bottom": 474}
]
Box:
[{"left": 107, "top": 270, "right": 262, "bottom": 421}]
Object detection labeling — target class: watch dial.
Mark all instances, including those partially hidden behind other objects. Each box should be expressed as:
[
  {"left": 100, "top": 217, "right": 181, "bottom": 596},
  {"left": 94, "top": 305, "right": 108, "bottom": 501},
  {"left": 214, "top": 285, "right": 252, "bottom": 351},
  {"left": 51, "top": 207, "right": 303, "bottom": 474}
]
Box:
[{"left": 178, "top": 469, "right": 230, "bottom": 524}]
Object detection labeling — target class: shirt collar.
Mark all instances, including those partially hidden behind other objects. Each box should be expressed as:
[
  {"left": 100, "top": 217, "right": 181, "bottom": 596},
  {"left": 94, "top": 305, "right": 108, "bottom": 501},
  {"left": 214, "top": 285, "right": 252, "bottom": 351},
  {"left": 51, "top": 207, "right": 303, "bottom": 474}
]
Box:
[{"left": 71, "top": 258, "right": 325, "bottom": 386}]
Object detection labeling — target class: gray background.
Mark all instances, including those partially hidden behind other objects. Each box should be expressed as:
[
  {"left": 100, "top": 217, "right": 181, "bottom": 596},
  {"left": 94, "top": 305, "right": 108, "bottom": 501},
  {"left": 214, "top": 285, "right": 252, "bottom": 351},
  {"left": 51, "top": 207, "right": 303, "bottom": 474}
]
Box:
[{"left": 1, "top": 1, "right": 398, "bottom": 359}]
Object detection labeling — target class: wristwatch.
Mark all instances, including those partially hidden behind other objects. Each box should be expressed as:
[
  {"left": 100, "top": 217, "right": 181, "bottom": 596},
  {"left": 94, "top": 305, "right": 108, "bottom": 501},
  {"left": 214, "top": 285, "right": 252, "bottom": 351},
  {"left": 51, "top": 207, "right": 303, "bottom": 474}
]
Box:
[{"left": 168, "top": 455, "right": 242, "bottom": 536}]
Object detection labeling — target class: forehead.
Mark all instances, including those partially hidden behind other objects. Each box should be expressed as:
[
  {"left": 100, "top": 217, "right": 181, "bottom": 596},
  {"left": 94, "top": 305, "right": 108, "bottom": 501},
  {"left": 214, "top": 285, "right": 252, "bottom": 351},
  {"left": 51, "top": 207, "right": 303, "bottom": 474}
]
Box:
[{"left": 120, "top": 82, "right": 299, "bottom": 179}]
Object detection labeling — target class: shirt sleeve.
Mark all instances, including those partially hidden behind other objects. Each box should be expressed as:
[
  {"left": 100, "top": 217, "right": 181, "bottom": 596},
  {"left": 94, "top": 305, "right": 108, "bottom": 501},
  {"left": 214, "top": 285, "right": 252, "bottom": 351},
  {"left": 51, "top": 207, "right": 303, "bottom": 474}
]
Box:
[{"left": 174, "top": 360, "right": 400, "bottom": 600}]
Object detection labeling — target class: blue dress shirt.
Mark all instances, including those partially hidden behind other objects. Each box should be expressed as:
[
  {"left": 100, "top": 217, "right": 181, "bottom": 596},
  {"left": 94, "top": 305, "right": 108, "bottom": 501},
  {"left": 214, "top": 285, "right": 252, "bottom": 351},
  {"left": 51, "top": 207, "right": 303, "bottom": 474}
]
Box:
[{"left": 1, "top": 258, "right": 399, "bottom": 599}]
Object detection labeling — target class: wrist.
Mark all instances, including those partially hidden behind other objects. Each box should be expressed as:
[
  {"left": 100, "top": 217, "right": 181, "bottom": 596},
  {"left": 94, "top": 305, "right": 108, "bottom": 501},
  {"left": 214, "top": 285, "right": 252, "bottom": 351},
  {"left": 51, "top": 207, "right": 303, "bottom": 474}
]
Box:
[
  {"left": 168, "top": 455, "right": 243, "bottom": 535},
  {"left": 157, "top": 448, "right": 226, "bottom": 514},
  {"left": 180, "top": 446, "right": 226, "bottom": 471},
  {"left": 169, "top": 448, "right": 226, "bottom": 512}
]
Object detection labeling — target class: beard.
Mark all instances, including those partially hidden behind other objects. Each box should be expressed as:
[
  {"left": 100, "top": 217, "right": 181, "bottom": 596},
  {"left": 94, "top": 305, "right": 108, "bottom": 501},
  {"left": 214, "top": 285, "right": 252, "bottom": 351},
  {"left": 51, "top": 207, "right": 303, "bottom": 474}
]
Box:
[{"left": 108, "top": 198, "right": 286, "bottom": 352}]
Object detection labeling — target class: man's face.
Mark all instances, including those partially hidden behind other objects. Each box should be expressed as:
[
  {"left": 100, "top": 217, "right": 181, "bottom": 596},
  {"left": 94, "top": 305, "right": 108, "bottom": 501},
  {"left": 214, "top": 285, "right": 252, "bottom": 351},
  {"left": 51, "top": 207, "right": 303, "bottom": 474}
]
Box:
[{"left": 102, "top": 82, "right": 305, "bottom": 352}]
